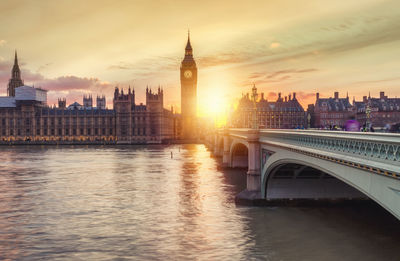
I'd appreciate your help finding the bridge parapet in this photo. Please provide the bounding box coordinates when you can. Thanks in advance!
[258,130,400,176]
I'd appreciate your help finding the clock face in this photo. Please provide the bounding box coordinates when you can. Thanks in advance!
[184,70,192,79]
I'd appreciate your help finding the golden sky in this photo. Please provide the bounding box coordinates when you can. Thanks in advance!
[0,0,399,117]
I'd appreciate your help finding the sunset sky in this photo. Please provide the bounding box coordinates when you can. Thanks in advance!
[0,0,399,117]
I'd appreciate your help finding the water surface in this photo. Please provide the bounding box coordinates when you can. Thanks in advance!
[0,145,399,260]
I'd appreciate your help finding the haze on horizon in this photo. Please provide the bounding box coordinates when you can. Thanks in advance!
[0,0,399,118]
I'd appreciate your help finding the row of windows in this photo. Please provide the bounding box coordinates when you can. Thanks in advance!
[0,118,114,125]
[120,128,154,136]
[239,108,304,113]
[0,127,154,137]
[319,113,345,119]
[1,128,114,136]
[0,116,155,125]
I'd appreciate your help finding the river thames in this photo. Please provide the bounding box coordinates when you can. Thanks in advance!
[0,144,399,260]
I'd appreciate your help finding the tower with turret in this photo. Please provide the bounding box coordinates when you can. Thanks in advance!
[8,51,24,96]
[58,98,66,109]
[146,86,164,113]
[83,95,93,109]
[180,32,198,140]
[96,95,106,109]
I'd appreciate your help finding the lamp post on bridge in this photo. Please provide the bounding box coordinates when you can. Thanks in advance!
[366,103,371,131]
[251,84,258,129]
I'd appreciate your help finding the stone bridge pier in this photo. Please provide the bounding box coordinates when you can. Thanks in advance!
[213,129,264,203]
[238,130,262,201]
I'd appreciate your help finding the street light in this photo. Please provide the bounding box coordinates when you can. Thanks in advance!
[251,84,258,129]
[366,102,371,131]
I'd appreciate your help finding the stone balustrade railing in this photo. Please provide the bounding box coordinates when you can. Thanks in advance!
[226,129,400,172]
[257,130,400,164]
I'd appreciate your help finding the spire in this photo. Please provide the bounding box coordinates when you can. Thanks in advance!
[8,50,23,96]
[11,50,21,79]
[14,50,18,65]
[185,30,192,51]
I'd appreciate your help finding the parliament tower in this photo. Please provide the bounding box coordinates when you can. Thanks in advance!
[8,51,24,96]
[180,32,197,140]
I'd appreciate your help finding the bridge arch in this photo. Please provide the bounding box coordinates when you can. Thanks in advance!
[261,155,400,219]
[262,158,367,200]
[229,141,249,168]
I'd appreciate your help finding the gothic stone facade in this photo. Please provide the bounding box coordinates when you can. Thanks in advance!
[232,90,306,129]
[313,92,353,128]
[0,87,177,144]
[354,92,400,127]
[0,50,179,144]
[311,91,400,128]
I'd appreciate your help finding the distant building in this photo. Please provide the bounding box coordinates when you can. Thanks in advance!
[310,91,400,129]
[232,87,306,129]
[0,52,179,144]
[313,92,353,128]
[354,91,400,127]
[67,102,83,110]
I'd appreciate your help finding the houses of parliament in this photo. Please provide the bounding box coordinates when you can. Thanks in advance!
[0,35,198,144]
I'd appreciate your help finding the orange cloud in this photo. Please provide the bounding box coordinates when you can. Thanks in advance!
[269,42,280,49]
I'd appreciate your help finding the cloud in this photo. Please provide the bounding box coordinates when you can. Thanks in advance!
[37,63,53,73]
[39,76,103,91]
[108,62,136,70]
[351,76,400,85]
[269,42,280,49]
[296,91,315,101]
[0,40,6,47]
[266,92,277,100]
[0,59,116,106]
[36,76,115,106]
[243,68,318,86]
[198,52,246,67]
[265,68,318,79]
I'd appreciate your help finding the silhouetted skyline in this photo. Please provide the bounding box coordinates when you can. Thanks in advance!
[0,0,399,117]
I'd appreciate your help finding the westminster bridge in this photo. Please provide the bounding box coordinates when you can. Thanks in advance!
[206,129,400,220]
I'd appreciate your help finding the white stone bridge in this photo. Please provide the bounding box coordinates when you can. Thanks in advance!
[207,129,400,220]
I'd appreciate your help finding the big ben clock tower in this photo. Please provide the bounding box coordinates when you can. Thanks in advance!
[180,32,197,140]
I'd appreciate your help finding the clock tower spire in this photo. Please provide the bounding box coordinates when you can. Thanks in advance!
[180,32,198,140]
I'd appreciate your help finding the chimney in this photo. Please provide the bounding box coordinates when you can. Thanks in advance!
[288,94,291,101]
[285,96,287,102]
[278,92,281,99]
[293,92,296,100]
[261,92,264,100]
[316,92,319,100]
[334,92,339,99]
[380,91,385,99]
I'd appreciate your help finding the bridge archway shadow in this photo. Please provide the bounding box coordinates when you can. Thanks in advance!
[230,143,248,168]
[265,163,368,201]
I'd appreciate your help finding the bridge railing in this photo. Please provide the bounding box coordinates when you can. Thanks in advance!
[255,129,400,166]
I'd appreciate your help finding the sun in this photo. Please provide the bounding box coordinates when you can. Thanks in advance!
[198,80,231,128]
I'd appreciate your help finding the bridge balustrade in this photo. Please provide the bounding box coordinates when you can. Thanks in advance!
[255,130,400,176]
